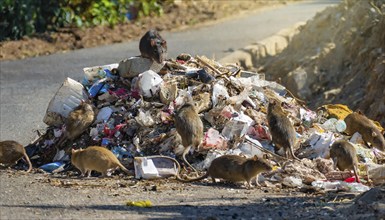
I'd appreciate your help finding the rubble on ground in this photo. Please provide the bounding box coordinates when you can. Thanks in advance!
[10,52,384,193]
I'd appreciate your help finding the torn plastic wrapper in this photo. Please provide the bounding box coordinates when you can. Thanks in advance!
[311,180,370,192]
[88,78,109,98]
[212,82,229,107]
[298,131,335,159]
[96,106,113,123]
[135,109,155,127]
[231,74,286,95]
[111,146,132,160]
[101,138,111,146]
[221,120,249,140]
[83,63,118,82]
[300,108,317,128]
[320,118,346,133]
[222,112,254,140]
[103,123,126,139]
[202,128,228,150]
[237,142,264,158]
[220,105,235,119]
[134,156,178,179]
[39,161,66,173]
[247,124,271,141]
[227,89,256,109]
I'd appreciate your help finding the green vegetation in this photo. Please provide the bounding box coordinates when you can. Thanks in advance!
[0,0,167,41]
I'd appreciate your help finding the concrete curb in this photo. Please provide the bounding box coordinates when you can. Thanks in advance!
[219,21,305,69]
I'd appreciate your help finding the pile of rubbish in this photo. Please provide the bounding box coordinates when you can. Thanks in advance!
[23,53,384,193]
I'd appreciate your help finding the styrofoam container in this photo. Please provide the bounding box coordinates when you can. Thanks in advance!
[134,156,178,179]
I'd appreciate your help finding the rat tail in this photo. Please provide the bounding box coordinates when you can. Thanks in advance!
[353,166,360,183]
[23,151,32,172]
[177,172,209,183]
[118,163,134,176]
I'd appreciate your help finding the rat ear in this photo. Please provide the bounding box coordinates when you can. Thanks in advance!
[262,154,269,160]
[357,110,363,115]
[253,155,258,160]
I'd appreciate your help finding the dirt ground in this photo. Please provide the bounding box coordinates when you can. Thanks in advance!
[0,1,290,61]
[1,169,382,219]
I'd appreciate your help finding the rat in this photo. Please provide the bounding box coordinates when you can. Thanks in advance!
[344,111,385,151]
[267,100,300,160]
[139,29,167,64]
[0,140,32,172]
[176,155,272,188]
[71,146,132,177]
[174,101,204,172]
[329,140,360,183]
[57,101,95,149]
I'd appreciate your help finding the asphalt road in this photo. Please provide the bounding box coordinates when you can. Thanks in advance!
[0,0,338,145]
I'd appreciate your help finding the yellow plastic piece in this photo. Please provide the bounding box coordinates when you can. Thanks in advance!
[126,200,152,208]
[321,104,353,120]
[272,166,280,171]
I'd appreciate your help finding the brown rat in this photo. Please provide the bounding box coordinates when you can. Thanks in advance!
[177,155,272,188]
[139,29,167,64]
[71,146,132,177]
[329,140,360,183]
[57,101,95,149]
[174,102,204,172]
[344,111,385,151]
[267,100,299,160]
[0,140,32,172]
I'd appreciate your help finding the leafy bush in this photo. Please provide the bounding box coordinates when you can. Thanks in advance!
[0,0,67,41]
[135,0,164,18]
[64,0,133,27]
[1,0,169,41]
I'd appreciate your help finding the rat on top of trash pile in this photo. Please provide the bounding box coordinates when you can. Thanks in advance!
[1,29,384,191]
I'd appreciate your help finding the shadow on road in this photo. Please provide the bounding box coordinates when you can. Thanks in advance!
[1,194,363,219]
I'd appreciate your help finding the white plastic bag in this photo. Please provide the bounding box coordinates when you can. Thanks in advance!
[43,77,89,126]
